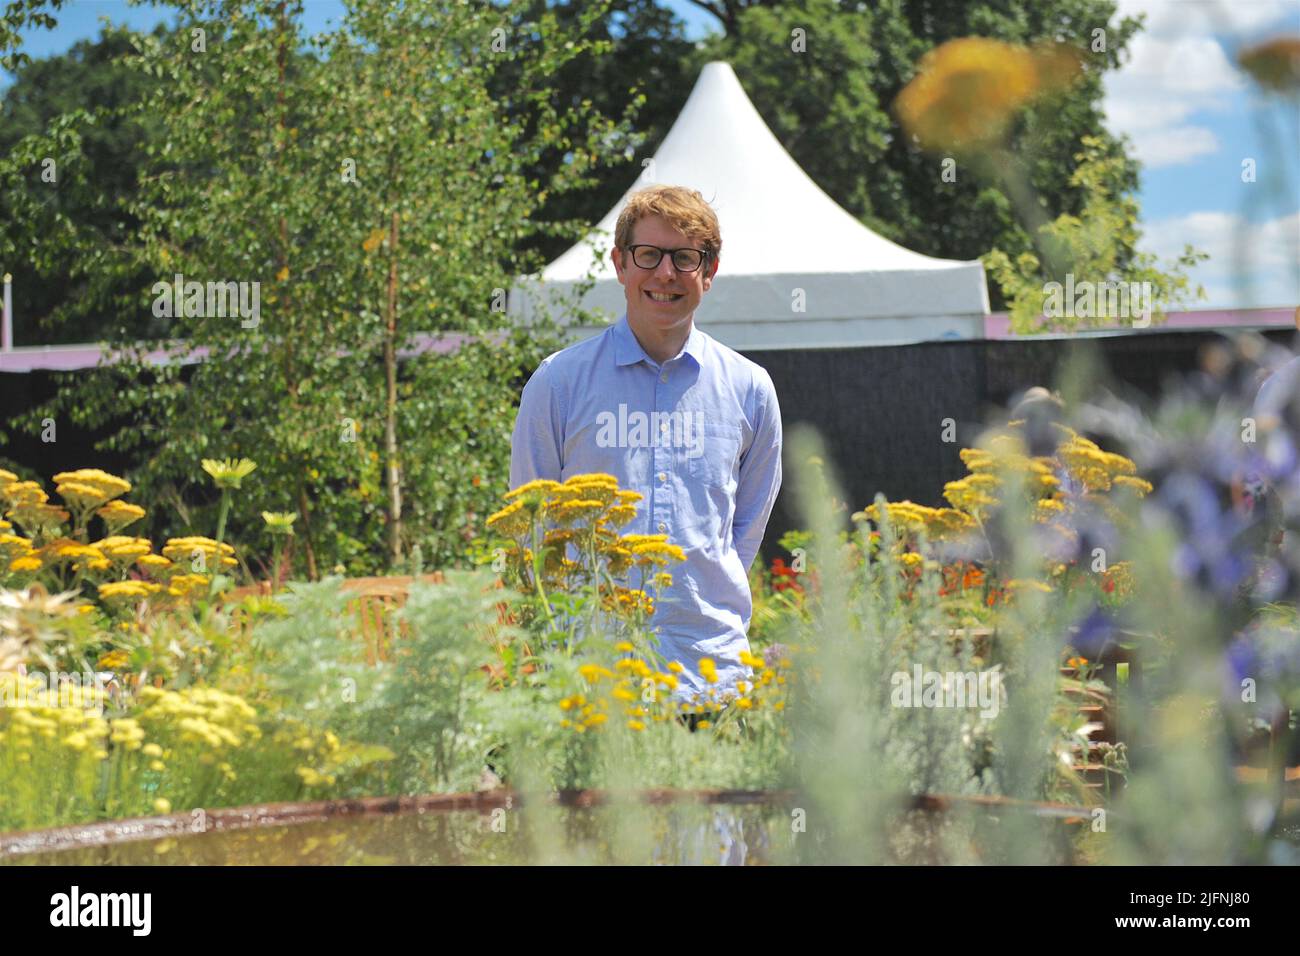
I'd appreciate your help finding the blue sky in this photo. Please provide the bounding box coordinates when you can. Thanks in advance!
[4,0,1298,310]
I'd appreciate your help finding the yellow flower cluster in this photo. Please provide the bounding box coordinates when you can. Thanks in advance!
[681,650,790,718]
[488,474,682,624]
[1056,429,1140,494]
[134,686,260,752]
[861,422,1149,554]
[0,673,111,763]
[895,36,1080,153]
[1,469,233,615]
[98,580,163,603]
[852,500,975,539]
[160,536,237,571]
[557,649,793,733]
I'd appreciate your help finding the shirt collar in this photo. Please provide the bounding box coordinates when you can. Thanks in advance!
[613,311,706,368]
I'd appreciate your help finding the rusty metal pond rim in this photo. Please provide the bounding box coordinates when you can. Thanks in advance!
[0,789,1103,860]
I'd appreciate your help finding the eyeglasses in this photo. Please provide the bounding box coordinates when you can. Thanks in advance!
[624,244,710,273]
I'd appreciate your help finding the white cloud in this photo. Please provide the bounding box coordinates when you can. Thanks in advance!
[1101,0,1298,168]
[1115,0,1297,39]
[1119,124,1221,168]
[1141,209,1300,307]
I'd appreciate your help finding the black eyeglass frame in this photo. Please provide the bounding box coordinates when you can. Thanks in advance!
[622,243,712,273]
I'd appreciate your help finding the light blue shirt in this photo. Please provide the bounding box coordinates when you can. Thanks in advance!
[509,312,783,700]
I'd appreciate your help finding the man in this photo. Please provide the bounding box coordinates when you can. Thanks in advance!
[509,184,783,708]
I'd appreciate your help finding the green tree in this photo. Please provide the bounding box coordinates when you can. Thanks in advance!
[983,136,1207,333]
[12,0,641,578]
[487,0,699,266]
[0,0,63,72]
[0,23,171,345]
[692,0,1150,309]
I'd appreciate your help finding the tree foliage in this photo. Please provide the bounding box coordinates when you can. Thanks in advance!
[8,0,641,577]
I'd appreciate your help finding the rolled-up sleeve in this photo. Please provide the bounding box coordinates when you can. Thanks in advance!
[509,358,564,489]
[731,370,782,574]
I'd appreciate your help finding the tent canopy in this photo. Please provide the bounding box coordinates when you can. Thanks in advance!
[509,61,989,351]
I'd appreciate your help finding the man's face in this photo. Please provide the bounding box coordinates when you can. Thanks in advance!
[612,213,718,335]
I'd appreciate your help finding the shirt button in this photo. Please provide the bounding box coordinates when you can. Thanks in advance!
[660,372,668,383]
[657,522,666,532]
[658,472,667,482]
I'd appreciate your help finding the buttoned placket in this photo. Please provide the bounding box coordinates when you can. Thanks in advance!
[652,360,671,535]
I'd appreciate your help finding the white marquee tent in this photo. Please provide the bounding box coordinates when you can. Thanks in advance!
[508,61,990,351]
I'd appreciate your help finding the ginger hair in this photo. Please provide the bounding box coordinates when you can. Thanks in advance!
[614,185,721,263]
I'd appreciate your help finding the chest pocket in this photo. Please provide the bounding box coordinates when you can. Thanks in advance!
[686,421,743,488]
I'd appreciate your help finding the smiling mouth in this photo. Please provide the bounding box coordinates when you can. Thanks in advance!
[645,291,684,303]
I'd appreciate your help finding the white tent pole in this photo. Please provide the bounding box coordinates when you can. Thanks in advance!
[2,273,11,352]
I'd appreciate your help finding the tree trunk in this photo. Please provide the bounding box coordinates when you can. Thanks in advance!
[383,209,403,569]
[297,483,320,581]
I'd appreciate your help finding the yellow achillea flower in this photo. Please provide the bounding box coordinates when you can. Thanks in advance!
[627,540,686,566]
[53,469,131,501]
[698,658,718,684]
[3,481,48,507]
[1112,475,1153,496]
[57,481,114,509]
[96,499,146,533]
[95,536,153,562]
[161,536,237,569]
[943,477,999,516]
[44,539,106,563]
[627,720,645,731]
[136,553,174,576]
[600,545,634,577]
[0,533,34,561]
[853,499,936,531]
[167,573,213,598]
[554,482,618,506]
[895,37,1079,152]
[98,580,163,603]
[566,473,618,486]
[8,554,42,573]
[550,499,606,526]
[603,503,637,527]
[503,479,562,502]
[485,499,531,538]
